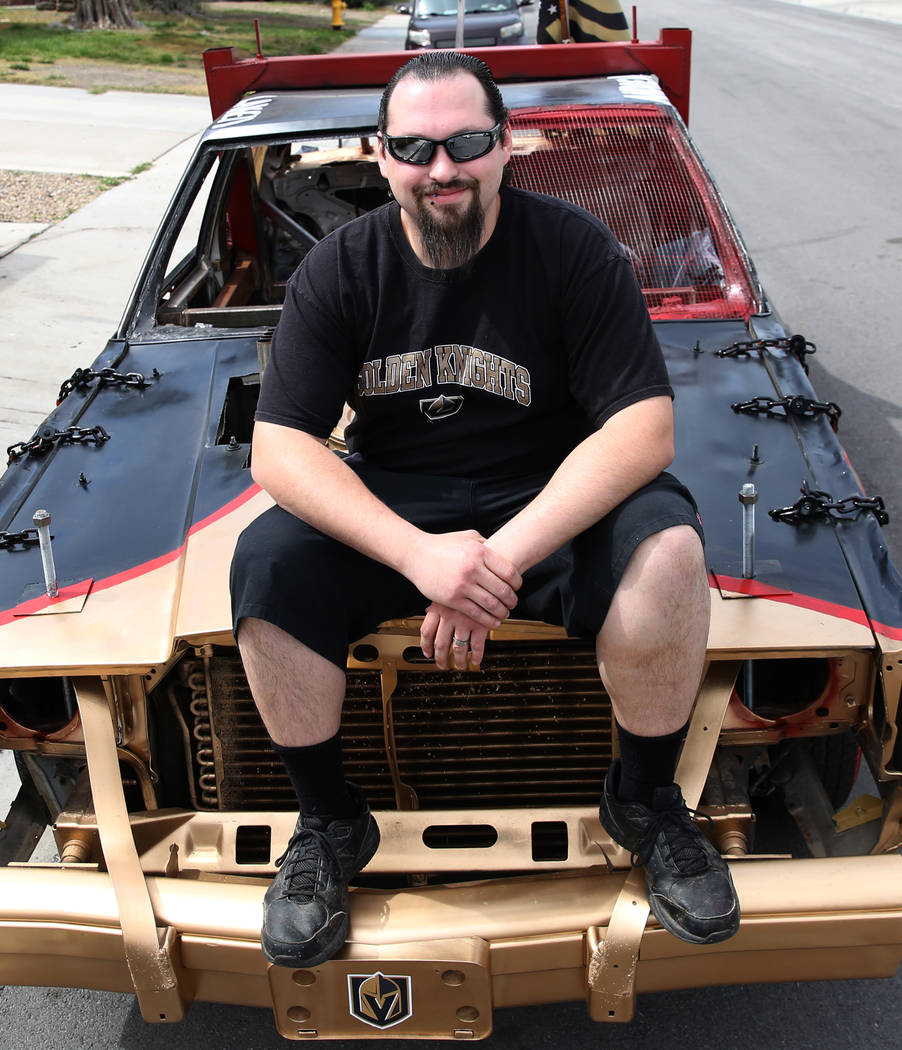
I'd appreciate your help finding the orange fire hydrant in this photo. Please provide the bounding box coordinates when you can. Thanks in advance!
[331,0,346,29]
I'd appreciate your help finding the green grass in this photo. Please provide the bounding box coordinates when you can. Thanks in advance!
[0,2,370,71]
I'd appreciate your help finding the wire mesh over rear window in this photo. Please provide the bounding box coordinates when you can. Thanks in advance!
[507,105,756,320]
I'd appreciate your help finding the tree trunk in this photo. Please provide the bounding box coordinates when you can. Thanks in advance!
[70,0,137,29]
[138,0,199,13]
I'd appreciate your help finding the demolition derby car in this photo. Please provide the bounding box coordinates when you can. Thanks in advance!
[2,28,902,1040]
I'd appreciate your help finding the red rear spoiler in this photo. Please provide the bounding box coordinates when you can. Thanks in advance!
[203,29,692,126]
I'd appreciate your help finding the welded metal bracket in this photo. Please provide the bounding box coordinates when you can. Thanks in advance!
[676,661,741,807]
[586,868,649,1023]
[586,661,739,1022]
[73,677,186,1022]
[878,648,902,776]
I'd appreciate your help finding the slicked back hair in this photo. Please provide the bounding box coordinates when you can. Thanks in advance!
[377,51,509,134]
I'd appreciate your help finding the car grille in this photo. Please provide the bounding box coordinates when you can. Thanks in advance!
[184,641,613,811]
[432,35,497,47]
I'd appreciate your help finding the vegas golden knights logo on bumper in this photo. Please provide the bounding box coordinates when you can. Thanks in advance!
[347,972,412,1029]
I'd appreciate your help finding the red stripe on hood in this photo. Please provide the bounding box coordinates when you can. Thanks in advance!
[0,483,262,627]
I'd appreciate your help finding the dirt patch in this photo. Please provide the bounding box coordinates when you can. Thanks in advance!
[0,57,210,94]
[0,169,117,223]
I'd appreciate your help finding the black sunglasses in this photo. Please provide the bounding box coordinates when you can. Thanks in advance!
[381,123,502,165]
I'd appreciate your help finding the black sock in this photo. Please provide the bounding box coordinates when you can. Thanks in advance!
[614,720,688,807]
[272,731,355,819]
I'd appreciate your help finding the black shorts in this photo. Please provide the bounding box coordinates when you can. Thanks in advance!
[230,457,703,670]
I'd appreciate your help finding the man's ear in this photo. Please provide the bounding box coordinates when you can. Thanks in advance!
[376,133,390,178]
[500,123,513,165]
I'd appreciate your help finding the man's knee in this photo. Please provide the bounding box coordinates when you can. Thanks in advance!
[629,524,706,580]
[601,524,709,642]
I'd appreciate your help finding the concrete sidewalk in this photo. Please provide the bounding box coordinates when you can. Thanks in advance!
[0,87,212,257]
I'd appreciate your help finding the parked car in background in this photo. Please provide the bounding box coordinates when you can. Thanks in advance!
[398,0,530,49]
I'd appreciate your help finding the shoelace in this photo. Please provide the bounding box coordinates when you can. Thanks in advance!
[275,827,338,901]
[632,803,713,876]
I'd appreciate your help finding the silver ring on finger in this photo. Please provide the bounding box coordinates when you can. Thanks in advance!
[452,635,470,648]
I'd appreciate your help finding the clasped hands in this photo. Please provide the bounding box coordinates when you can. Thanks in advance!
[408,530,522,671]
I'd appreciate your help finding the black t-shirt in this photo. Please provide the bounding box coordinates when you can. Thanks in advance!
[257,186,671,478]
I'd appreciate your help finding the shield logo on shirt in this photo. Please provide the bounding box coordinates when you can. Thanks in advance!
[420,394,464,422]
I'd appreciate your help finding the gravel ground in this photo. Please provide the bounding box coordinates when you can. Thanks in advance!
[0,168,113,223]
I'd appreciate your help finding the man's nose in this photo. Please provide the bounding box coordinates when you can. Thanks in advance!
[428,144,460,181]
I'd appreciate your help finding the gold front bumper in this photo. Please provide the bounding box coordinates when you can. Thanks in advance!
[2,855,902,1038]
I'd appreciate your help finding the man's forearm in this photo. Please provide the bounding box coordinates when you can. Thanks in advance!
[252,421,423,573]
[485,396,674,572]
[251,420,521,624]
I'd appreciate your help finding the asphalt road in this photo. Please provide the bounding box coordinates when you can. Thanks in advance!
[2,1,902,1047]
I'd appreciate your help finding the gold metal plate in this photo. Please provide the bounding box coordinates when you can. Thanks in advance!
[834,794,883,833]
[268,937,492,1040]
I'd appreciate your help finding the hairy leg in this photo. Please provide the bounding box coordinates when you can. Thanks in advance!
[237,616,345,747]
[596,525,709,737]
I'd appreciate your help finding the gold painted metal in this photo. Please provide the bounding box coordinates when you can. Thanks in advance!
[676,662,740,807]
[59,836,93,864]
[586,869,649,1023]
[378,662,418,809]
[63,802,752,879]
[113,675,155,766]
[1,556,188,675]
[2,855,902,1029]
[878,644,902,774]
[833,794,883,833]
[706,590,875,654]
[3,541,901,1034]
[117,747,159,810]
[718,828,750,855]
[585,663,739,1022]
[73,677,186,1022]
[174,487,274,642]
[115,806,619,876]
[873,784,902,854]
[267,938,492,1039]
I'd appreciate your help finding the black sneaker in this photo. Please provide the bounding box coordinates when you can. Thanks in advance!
[262,783,380,967]
[599,759,740,945]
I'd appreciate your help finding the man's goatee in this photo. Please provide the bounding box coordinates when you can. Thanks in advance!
[415,184,486,270]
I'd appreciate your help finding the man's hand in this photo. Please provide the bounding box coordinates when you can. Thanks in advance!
[252,425,522,626]
[420,603,490,670]
[403,530,521,628]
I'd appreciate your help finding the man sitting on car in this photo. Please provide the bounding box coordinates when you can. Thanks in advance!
[230,49,740,968]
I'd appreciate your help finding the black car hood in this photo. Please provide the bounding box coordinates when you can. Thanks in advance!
[1,318,899,674]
